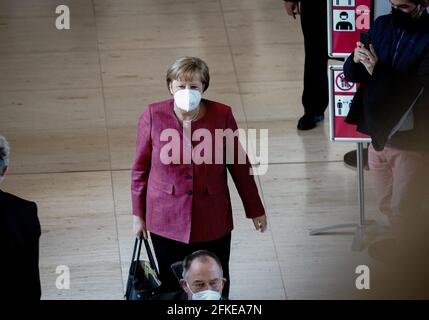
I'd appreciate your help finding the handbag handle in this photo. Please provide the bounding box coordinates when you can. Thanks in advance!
[143,238,160,277]
[131,238,143,277]
[131,236,160,277]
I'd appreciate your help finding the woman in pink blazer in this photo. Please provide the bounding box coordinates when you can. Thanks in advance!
[131,56,267,298]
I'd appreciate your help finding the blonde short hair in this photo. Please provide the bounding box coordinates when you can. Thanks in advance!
[166,56,210,93]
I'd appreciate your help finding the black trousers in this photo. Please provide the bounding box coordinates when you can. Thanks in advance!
[150,232,231,298]
[300,0,329,116]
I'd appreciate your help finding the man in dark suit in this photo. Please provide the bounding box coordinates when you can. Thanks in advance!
[343,0,429,230]
[0,135,42,300]
[284,0,329,130]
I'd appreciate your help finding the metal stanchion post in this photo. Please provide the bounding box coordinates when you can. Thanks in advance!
[309,142,370,251]
[351,142,368,251]
[358,142,365,227]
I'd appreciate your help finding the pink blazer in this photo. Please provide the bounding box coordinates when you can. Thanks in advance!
[131,99,265,244]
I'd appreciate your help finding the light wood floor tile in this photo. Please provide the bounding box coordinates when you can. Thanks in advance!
[0,51,101,91]
[220,0,284,11]
[94,0,221,16]
[39,213,123,300]
[202,84,247,122]
[0,16,97,54]
[112,170,133,216]
[259,162,382,299]
[231,43,304,83]
[99,46,237,88]
[104,85,164,128]
[246,120,361,164]
[229,261,286,300]
[0,88,106,132]
[224,9,303,47]
[0,0,94,18]
[0,88,110,173]
[259,162,377,215]
[107,126,136,170]
[1,172,123,299]
[3,128,110,173]
[278,255,370,300]
[239,81,303,122]
[230,209,277,263]
[96,12,228,51]
[1,172,115,218]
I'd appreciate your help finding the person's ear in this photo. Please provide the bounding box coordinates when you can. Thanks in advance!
[220,277,227,289]
[169,83,174,96]
[179,279,189,292]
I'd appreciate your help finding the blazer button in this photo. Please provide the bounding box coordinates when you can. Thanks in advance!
[187,190,193,196]
[185,175,192,180]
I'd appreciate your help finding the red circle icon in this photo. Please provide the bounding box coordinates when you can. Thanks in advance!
[336,72,354,91]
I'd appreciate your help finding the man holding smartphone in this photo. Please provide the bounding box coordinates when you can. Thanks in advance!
[284,0,329,130]
[343,0,429,233]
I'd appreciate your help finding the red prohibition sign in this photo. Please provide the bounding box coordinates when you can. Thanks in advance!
[336,72,354,91]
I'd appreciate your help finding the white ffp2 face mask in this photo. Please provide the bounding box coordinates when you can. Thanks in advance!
[192,289,221,300]
[173,89,202,112]
[187,283,221,300]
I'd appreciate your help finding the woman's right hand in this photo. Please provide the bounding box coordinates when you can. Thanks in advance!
[133,215,148,240]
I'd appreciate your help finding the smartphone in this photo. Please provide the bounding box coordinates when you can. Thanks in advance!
[360,32,371,50]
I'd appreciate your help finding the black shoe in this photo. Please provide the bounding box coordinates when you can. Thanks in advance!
[343,148,369,169]
[297,114,324,131]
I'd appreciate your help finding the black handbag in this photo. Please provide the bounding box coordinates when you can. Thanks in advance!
[124,237,161,300]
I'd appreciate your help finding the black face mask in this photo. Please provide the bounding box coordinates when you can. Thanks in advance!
[391,6,421,30]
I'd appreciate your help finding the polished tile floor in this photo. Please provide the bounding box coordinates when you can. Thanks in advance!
[1,0,384,299]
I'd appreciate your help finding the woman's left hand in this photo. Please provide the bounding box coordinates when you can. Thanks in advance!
[252,215,267,233]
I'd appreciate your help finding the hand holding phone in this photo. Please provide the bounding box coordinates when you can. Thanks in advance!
[360,32,371,50]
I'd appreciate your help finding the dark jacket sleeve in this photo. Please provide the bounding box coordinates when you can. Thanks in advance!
[28,202,42,300]
[343,53,370,84]
[343,54,369,127]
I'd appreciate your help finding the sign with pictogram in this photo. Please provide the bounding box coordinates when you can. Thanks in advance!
[335,71,357,92]
[329,65,371,142]
[328,0,373,58]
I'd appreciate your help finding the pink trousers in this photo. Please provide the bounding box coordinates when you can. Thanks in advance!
[368,144,429,221]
